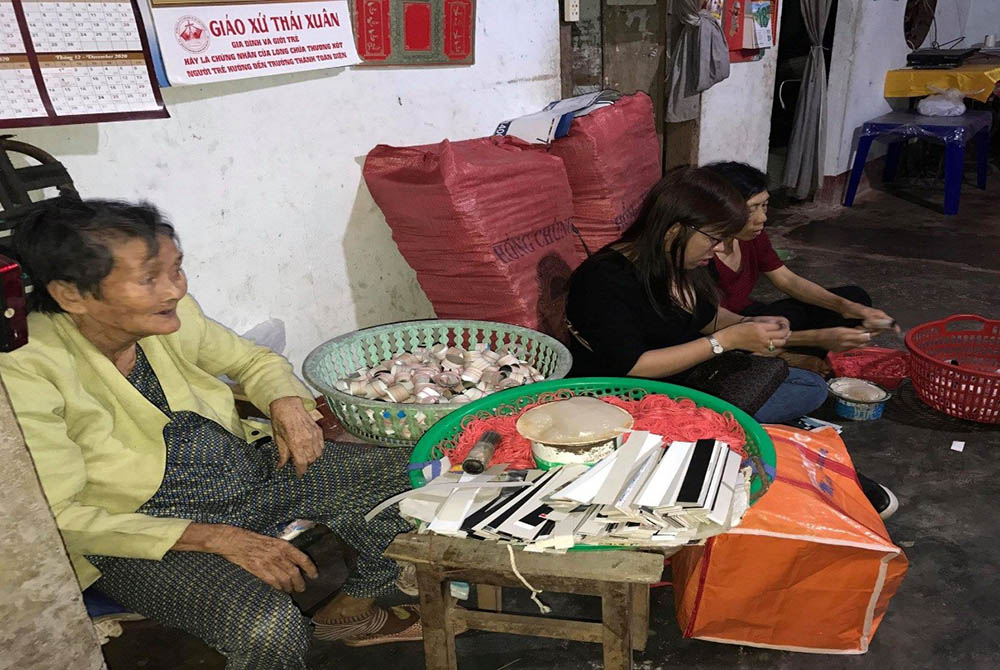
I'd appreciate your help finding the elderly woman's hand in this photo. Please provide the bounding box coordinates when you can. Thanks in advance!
[218,526,318,592]
[269,397,324,477]
[174,523,319,592]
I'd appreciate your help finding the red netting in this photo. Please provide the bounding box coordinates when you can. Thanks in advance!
[446,394,747,470]
[826,347,910,391]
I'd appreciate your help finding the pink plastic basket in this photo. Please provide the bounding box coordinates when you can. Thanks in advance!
[905,315,1000,424]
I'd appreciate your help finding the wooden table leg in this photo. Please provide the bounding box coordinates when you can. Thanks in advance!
[415,565,458,670]
[601,582,633,670]
[630,584,649,652]
[476,584,502,613]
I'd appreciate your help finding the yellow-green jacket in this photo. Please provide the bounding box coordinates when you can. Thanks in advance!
[0,295,315,588]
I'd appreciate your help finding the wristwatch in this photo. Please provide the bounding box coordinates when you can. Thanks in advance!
[707,335,724,355]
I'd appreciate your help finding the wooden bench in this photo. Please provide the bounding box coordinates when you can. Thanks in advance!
[385,534,666,670]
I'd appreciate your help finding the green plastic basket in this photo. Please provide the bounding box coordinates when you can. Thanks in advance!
[410,378,776,505]
[302,319,573,447]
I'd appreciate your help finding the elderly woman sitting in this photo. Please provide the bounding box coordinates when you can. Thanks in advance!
[0,199,420,669]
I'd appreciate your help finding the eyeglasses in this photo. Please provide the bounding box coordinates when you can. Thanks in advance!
[684,224,725,247]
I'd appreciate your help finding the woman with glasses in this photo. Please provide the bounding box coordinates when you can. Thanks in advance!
[564,166,829,424]
[704,162,899,375]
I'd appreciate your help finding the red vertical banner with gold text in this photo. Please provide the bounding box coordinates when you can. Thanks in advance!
[443,0,471,61]
[350,0,474,66]
[354,0,390,60]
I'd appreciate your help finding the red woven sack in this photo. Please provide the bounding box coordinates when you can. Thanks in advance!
[549,92,662,256]
[363,137,583,340]
[826,347,910,391]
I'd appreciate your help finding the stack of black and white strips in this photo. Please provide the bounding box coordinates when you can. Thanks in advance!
[368,430,751,551]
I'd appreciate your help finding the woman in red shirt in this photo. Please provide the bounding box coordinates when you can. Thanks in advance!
[705,162,899,366]
[704,162,899,518]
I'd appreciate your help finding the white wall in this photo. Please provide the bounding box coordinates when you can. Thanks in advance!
[824,1,906,177]
[698,4,783,171]
[824,0,980,177]
[13,1,561,371]
[966,0,1000,43]
[928,0,971,48]
[698,47,781,171]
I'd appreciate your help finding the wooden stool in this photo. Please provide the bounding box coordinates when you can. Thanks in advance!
[385,534,665,670]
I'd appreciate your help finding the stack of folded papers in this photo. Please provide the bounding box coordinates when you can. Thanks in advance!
[494,90,620,144]
[369,431,752,552]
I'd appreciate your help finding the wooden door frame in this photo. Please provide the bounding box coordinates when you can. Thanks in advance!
[559,1,701,170]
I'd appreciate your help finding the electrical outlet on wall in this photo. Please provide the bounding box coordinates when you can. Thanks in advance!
[564,0,580,22]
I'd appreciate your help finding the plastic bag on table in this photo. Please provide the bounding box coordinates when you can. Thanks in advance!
[916,86,968,117]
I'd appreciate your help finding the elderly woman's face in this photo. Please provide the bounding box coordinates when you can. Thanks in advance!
[80,234,188,338]
[733,190,769,241]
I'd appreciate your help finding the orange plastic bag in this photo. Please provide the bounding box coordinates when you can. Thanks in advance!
[672,425,907,654]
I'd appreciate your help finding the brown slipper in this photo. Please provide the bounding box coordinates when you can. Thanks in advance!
[313,605,386,643]
[341,605,423,647]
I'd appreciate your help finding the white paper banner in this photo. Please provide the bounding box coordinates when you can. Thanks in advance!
[151,0,359,85]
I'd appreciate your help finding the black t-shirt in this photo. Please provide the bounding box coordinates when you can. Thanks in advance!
[565,249,716,377]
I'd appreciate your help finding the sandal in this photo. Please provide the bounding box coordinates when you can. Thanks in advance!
[313,604,423,646]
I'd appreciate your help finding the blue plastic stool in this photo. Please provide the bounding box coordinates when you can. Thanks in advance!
[844,111,992,215]
[83,587,136,620]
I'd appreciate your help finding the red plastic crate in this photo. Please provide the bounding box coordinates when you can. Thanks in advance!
[905,315,1000,424]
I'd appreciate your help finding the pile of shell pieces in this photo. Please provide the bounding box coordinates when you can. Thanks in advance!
[334,343,546,404]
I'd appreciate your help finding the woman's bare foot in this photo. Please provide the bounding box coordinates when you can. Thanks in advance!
[314,592,374,621]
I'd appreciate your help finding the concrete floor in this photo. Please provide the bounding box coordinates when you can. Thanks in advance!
[103,178,1000,669]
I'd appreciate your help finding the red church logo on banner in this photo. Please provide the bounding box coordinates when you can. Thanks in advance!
[175,16,210,54]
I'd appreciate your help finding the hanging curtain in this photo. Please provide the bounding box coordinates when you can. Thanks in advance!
[666,0,731,123]
[783,0,834,199]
